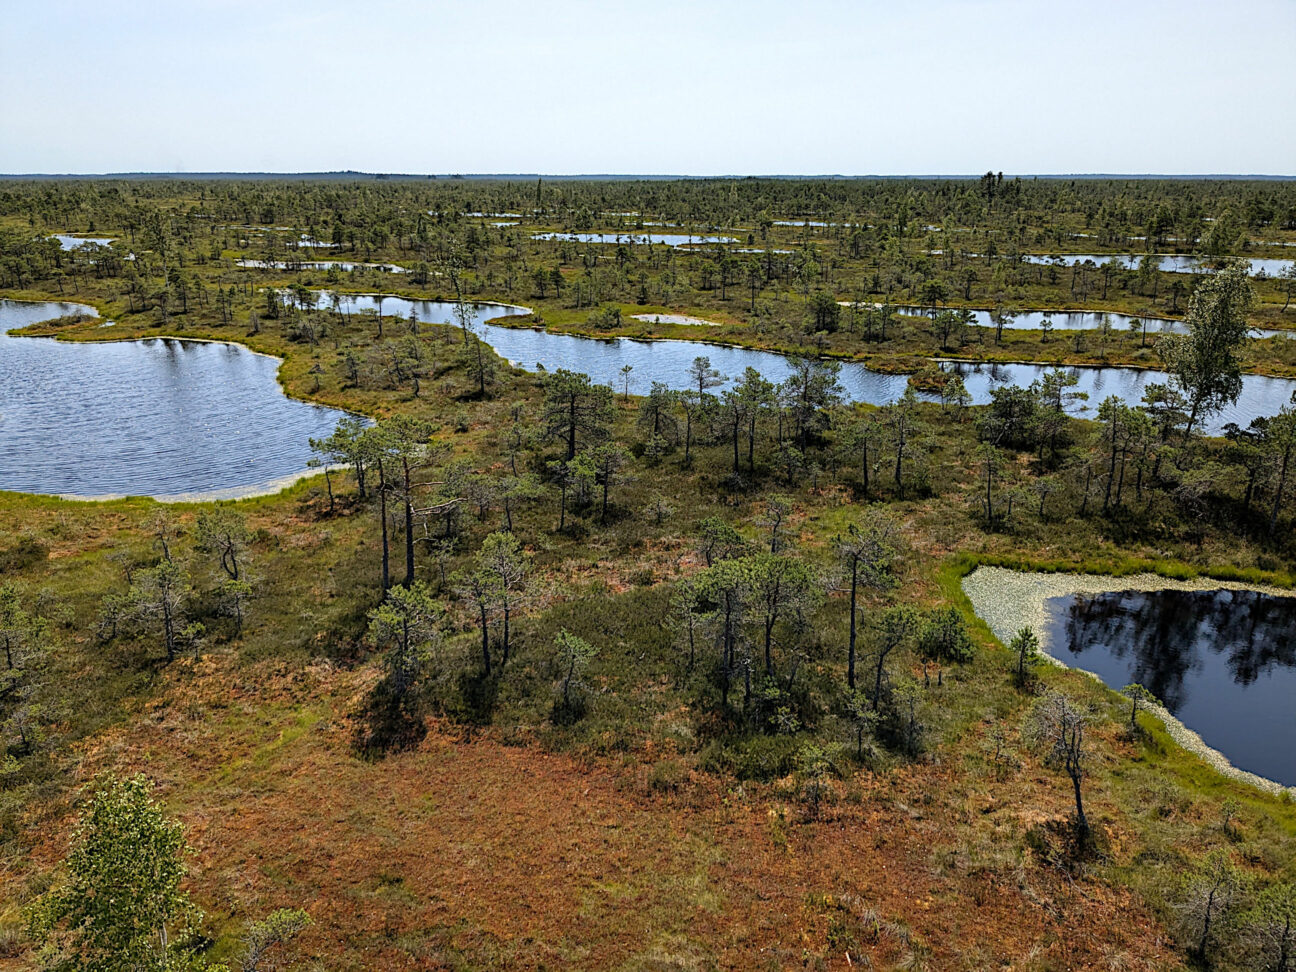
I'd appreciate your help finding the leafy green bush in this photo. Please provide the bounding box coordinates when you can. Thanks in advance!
[918,607,974,663]
[586,305,623,331]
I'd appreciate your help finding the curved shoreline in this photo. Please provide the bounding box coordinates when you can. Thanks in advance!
[844,299,1296,337]
[962,565,1296,796]
[9,287,1295,381]
[0,294,539,505]
[488,311,1296,381]
[2,298,365,504]
[54,465,344,505]
[297,289,533,317]
[4,290,1295,501]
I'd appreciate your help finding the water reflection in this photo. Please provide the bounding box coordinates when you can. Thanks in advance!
[532,231,737,247]
[0,300,353,498]
[1018,254,1293,276]
[879,305,1289,340]
[1045,588,1296,785]
[236,258,407,272]
[52,234,115,249]
[301,291,1296,435]
[938,359,1295,434]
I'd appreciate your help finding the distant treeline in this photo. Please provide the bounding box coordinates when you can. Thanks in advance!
[3,176,1295,239]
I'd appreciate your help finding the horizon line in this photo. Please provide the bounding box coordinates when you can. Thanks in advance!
[2,170,1295,182]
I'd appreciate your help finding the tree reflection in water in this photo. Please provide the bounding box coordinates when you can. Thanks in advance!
[1043,587,1296,784]
[1052,589,1296,715]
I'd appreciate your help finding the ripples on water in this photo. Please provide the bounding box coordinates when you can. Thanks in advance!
[0,300,353,499]
[1046,589,1296,786]
[8,289,1296,498]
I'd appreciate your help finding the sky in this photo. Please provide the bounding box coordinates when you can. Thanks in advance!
[2,0,1294,176]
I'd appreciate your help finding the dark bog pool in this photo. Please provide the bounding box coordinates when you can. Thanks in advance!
[0,299,354,499]
[1045,588,1296,785]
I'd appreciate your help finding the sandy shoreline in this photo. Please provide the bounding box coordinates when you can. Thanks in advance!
[962,566,1296,796]
[55,465,343,505]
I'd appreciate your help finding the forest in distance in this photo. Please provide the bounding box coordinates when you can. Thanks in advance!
[3,174,1296,971]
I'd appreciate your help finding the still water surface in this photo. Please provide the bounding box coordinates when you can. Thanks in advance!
[1019,253,1293,276]
[0,300,352,499]
[53,234,115,249]
[1046,588,1296,786]
[532,231,738,246]
[236,258,407,273]
[881,305,1290,340]
[308,292,1296,434]
[8,289,1296,498]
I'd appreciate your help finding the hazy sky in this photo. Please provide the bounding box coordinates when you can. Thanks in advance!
[3,0,1293,175]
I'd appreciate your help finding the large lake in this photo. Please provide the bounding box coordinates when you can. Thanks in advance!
[8,288,1294,501]
[0,299,352,500]
[307,292,1296,434]
[1046,588,1296,786]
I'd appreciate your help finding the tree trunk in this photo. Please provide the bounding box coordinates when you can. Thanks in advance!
[567,397,577,459]
[502,602,511,665]
[894,439,905,499]
[1071,770,1089,838]
[378,461,390,591]
[985,464,994,524]
[872,648,887,710]
[162,597,176,661]
[764,615,775,676]
[402,459,415,587]
[1197,886,1218,961]
[847,562,858,689]
[720,607,732,708]
[1185,398,1201,440]
[1271,443,1292,532]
